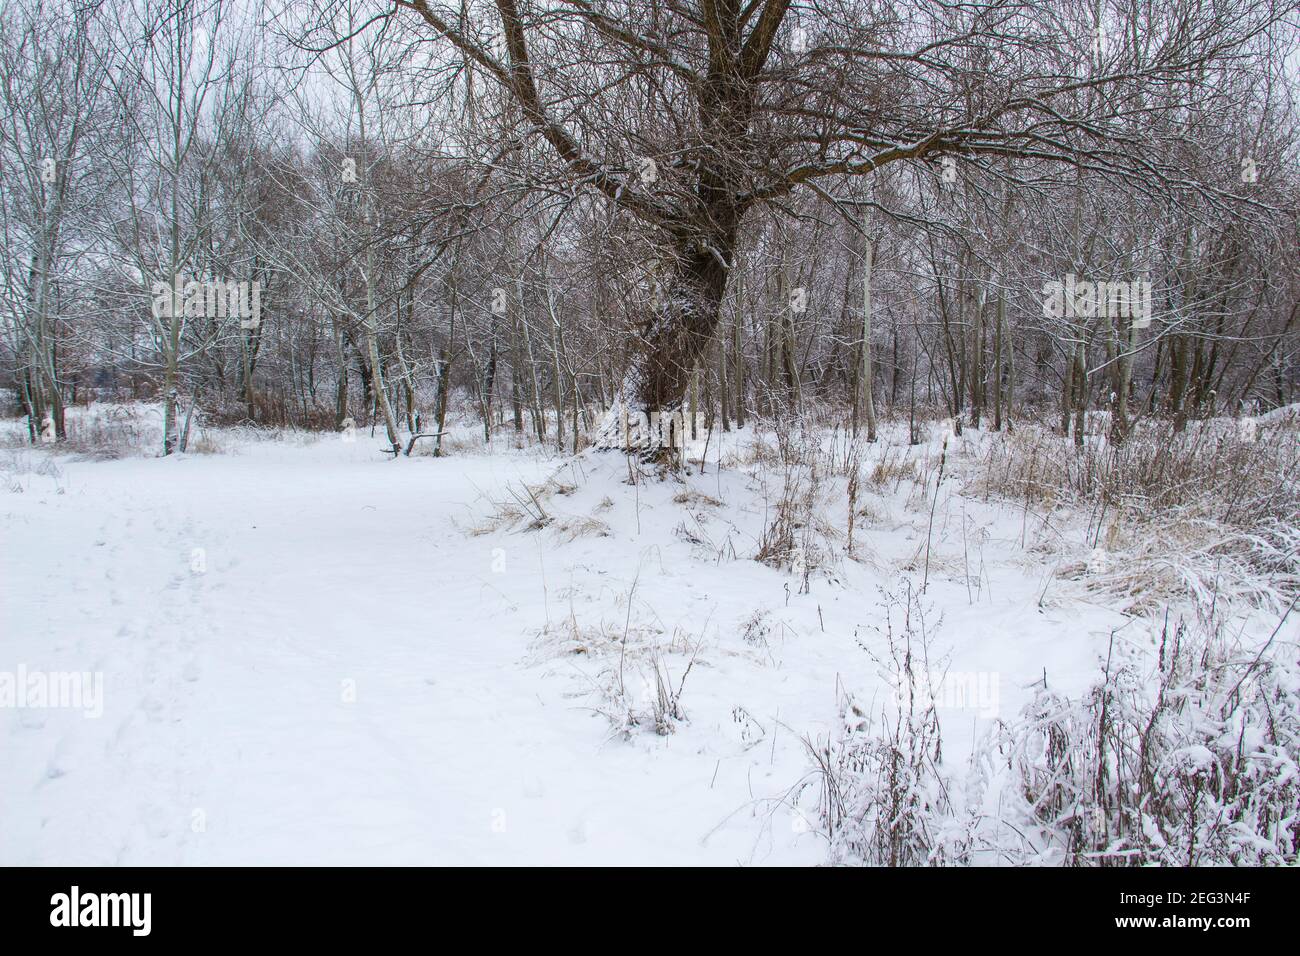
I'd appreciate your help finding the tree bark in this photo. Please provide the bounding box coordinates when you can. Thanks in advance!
[593,238,735,454]
[857,214,877,441]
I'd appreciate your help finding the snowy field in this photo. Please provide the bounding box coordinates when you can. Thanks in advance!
[2,404,1295,865]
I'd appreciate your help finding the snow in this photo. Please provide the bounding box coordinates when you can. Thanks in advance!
[0,408,1271,865]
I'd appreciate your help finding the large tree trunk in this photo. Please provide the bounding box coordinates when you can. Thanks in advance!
[593,240,732,456]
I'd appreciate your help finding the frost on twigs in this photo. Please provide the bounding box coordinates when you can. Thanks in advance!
[799,583,977,866]
[1000,611,1299,865]
[799,580,1300,866]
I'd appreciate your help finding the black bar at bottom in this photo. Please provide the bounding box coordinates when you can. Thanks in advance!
[1,866,1283,942]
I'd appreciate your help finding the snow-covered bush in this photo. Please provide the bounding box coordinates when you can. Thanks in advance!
[997,610,1299,865]
[60,403,160,459]
[803,574,1297,866]
[972,417,1300,611]
[751,422,846,588]
[804,584,976,865]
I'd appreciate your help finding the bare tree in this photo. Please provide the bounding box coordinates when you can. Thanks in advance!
[364,0,1292,457]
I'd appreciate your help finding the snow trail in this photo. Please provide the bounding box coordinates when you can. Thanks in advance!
[2,439,815,864]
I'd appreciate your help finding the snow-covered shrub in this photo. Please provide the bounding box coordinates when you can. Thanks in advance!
[587,639,697,739]
[739,609,773,647]
[530,605,701,740]
[61,403,159,459]
[997,611,1299,865]
[972,417,1300,612]
[804,584,976,865]
[812,594,1297,866]
[867,443,918,490]
[465,476,566,534]
[753,426,841,587]
[0,448,63,492]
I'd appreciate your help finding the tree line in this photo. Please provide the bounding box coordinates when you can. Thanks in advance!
[2,0,1296,456]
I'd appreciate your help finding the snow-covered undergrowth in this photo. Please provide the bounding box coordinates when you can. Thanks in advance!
[475,410,1297,865]
[1004,607,1299,865]
[808,586,1298,866]
[2,402,1294,865]
[972,410,1300,613]
[0,402,338,461]
[785,414,1297,865]
[0,402,160,460]
[964,413,1300,865]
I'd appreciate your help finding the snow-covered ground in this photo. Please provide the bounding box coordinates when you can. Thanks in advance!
[1,406,1289,865]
